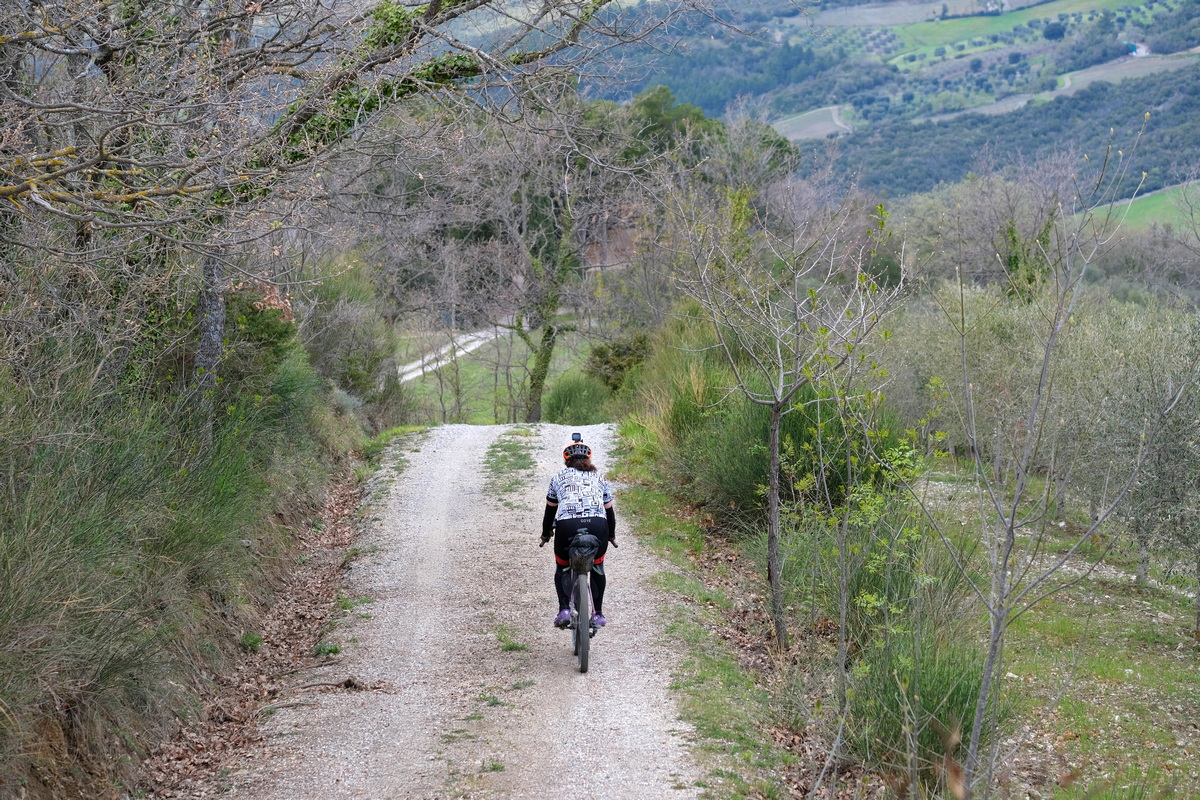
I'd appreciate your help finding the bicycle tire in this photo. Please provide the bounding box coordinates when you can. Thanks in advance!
[572,604,580,655]
[569,575,580,655]
[575,572,590,673]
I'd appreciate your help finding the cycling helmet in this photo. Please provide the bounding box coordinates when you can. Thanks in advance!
[563,432,591,461]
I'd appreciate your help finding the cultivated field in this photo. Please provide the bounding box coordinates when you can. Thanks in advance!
[1057,51,1200,94]
[810,0,1050,26]
[772,105,851,141]
[892,0,1133,52]
[918,51,1200,121]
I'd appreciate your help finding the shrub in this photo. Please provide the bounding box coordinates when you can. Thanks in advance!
[623,309,903,524]
[300,262,397,398]
[542,372,611,425]
[1044,21,1067,39]
[583,333,650,392]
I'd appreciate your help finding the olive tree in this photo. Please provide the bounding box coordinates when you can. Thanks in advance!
[900,143,1200,797]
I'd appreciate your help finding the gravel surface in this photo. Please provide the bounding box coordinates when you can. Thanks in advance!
[224,422,703,799]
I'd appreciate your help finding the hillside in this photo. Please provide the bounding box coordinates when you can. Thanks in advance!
[834,61,1200,198]
[599,0,1200,198]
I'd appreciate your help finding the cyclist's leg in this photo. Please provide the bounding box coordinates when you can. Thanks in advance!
[588,517,610,617]
[590,562,607,615]
[552,520,574,613]
[555,565,571,609]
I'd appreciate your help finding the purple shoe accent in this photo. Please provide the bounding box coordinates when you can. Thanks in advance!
[591,614,606,628]
[553,609,571,628]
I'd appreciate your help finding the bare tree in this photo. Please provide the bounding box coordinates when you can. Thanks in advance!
[668,163,905,649]
[329,93,639,422]
[0,0,714,429]
[906,136,1200,796]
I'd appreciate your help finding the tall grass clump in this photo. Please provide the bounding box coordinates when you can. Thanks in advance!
[0,301,358,795]
[541,371,611,424]
[623,309,903,524]
[838,518,989,781]
[750,467,992,785]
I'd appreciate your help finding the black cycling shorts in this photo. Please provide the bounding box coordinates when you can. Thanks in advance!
[553,515,609,566]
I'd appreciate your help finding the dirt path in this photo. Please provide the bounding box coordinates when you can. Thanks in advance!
[223,423,702,799]
[396,321,513,384]
[829,105,851,133]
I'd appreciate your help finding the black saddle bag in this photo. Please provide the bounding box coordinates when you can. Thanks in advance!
[568,532,600,573]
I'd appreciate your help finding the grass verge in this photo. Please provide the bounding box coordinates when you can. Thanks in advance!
[616,476,792,798]
[1004,569,1200,795]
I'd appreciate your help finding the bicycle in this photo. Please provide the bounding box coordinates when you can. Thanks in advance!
[541,529,614,673]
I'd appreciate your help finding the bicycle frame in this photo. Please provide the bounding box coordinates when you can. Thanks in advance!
[542,527,614,674]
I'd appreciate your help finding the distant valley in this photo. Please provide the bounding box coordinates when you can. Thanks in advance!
[604,0,1200,201]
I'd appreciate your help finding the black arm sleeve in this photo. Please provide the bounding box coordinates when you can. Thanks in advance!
[542,504,556,539]
[606,506,616,540]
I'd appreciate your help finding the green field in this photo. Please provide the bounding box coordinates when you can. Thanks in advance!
[893,0,1134,53]
[1114,183,1197,230]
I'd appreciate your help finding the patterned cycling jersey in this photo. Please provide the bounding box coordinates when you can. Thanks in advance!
[547,467,613,520]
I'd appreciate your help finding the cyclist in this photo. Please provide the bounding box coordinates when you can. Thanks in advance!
[540,434,616,629]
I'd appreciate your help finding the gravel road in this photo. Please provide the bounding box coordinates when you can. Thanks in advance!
[224,422,703,799]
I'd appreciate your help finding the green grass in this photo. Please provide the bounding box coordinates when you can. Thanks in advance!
[1003,568,1200,791]
[483,427,536,499]
[336,593,373,611]
[361,425,426,462]
[238,632,264,653]
[1112,183,1197,231]
[492,624,528,652]
[617,454,792,797]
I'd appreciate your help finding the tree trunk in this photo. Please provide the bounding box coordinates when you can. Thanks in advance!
[965,579,1007,798]
[1054,469,1069,519]
[523,323,557,423]
[767,403,789,649]
[1136,521,1150,586]
[194,248,226,448]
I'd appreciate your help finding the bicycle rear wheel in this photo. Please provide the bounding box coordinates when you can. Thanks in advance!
[574,573,590,673]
